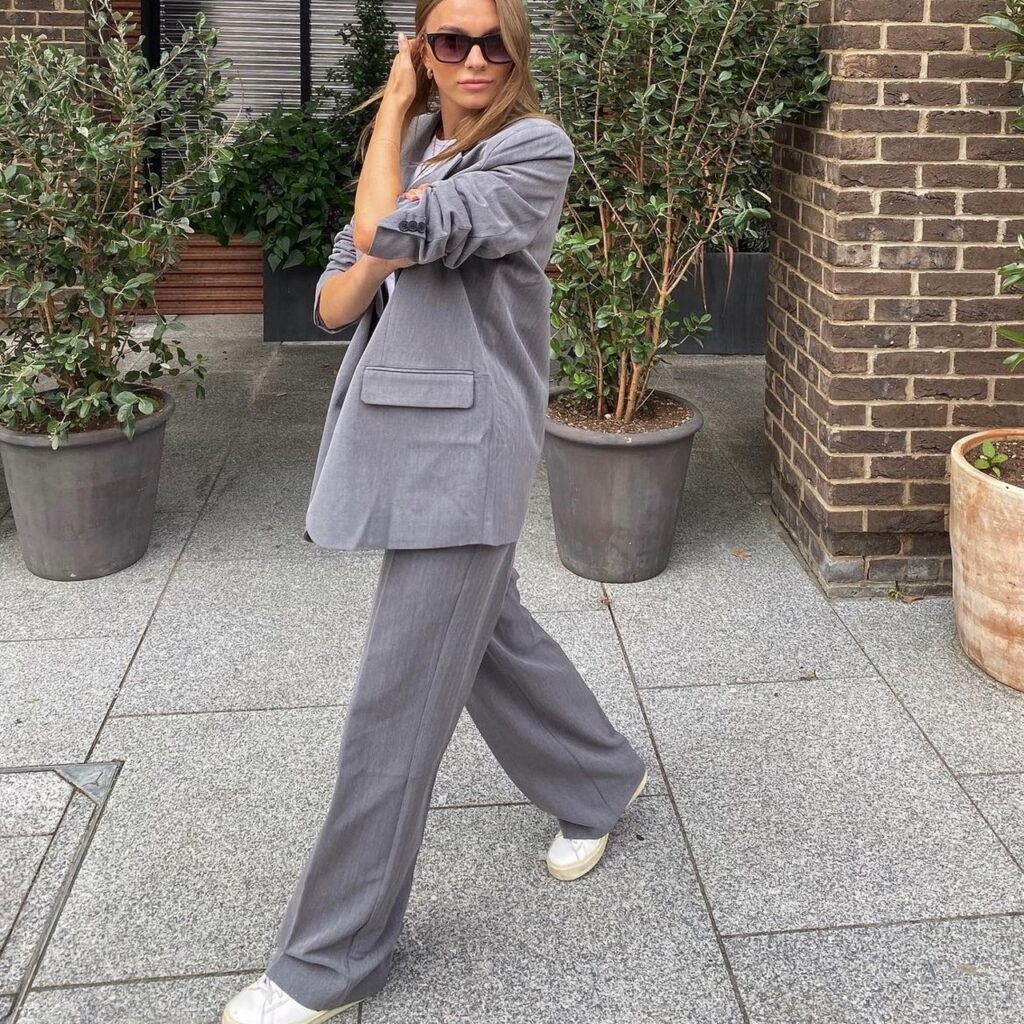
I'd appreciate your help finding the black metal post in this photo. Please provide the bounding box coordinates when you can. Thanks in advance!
[300,0,312,105]
[141,0,163,182]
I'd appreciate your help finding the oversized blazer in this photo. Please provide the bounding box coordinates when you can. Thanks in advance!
[302,108,576,550]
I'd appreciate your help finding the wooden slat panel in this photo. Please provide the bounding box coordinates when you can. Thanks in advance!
[148,234,264,314]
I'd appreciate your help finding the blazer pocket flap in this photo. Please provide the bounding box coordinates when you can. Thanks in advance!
[360,365,475,408]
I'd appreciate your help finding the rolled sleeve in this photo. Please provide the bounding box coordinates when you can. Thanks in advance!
[365,121,575,269]
[313,220,360,333]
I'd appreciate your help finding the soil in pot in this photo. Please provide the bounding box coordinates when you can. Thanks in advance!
[7,389,168,437]
[547,390,695,434]
[964,438,1024,488]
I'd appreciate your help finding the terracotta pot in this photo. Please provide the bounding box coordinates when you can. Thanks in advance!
[949,427,1024,691]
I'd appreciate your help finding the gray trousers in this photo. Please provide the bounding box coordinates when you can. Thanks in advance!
[264,541,647,1010]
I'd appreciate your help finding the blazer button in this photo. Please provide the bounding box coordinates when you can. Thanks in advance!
[399,219,409,230]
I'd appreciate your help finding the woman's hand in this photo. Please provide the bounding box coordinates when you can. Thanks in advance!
[380,31,424,112]
[397,182,433,204]
[356,184,432,270]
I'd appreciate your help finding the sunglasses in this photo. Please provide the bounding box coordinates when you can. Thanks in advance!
[423,32,513,65]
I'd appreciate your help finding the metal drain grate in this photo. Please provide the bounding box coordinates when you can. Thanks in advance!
[0,763,120,1024]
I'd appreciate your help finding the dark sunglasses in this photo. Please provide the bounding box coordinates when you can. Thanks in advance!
[423,31,513,65]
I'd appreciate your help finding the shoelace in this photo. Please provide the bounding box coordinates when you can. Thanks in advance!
[256,974,287,1013]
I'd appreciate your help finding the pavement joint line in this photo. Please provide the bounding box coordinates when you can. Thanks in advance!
[633,673,882,690]
[601,584,752,1024]
[957,769,1024,780]
[720,907,1024,942]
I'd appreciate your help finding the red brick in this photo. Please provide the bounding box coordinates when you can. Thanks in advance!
[931,0,1003,21]
[877,246,957,270]
[887,25,965,51]
[882,81,962,107]
[871,454,950,479]
[914,377,989,400]
[871,403,949,427]
[836,0,925,19]
[873,351,951,375]
[952,404,1024,427]
[879,136,961,161]
[918,271,997,296]
[927,53,1007,79]
[874,298,953,322]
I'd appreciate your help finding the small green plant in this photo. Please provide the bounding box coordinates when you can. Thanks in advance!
[972,438,1011,478]
[0,0,234,448]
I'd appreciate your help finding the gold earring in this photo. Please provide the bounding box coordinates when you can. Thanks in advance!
[427,68,433,79]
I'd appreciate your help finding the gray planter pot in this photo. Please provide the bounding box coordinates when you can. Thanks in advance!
[543,385,703,583]
[671,251,767,355]
[0,384,175,581]
[262,254,356,343]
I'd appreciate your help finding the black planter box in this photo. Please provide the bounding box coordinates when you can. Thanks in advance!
[669,251,767,355]
[262,254,357,343]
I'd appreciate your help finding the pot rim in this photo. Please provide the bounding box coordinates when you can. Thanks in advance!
[0,383,176,449]
[951,426,1024,494]
[545,384,704,447]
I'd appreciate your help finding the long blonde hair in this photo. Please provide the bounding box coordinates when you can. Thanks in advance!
[346,0,561,172]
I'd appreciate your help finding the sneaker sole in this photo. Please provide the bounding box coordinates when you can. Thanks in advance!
[545,768,649,882]
[222,999,360,1024]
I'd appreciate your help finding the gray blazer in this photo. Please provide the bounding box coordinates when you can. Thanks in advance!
[303,109,575,550]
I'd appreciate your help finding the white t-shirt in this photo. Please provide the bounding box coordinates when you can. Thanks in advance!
[381,131,454,302]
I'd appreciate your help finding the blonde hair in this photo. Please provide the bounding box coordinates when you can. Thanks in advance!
[346,0,561,172]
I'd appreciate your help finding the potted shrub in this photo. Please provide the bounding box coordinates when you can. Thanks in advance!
[949,2,1024,690]
[0,0,234,580]
[534,0,828,581]
[196,100,360,342]
[195,0,393,343]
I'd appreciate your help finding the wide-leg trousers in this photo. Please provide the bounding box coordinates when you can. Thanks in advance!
[264,541,647,1010]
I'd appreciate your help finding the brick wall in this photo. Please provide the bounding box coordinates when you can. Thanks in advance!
[0,0,85,49]
[767,0,1024,597]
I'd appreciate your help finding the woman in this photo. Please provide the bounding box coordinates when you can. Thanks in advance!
[223,2,647,1021]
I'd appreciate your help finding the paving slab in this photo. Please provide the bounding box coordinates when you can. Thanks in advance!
[606,528,876,686]
[835,596,1024,775]
[363,798,742,1024]
[2,639,138,766]
[111,555,383,715]
[727,915,1024,1024]
[962,774,1024,863]
[644,676,1024,935]
[36,707,659,992]
[0,512,194,641]
[0,771,72,837]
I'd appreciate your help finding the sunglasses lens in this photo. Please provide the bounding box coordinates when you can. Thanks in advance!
[483,36,512,63]
[434,33,469,62]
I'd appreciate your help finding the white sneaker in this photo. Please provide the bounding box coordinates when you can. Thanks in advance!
[222,972,359,1024]
[545,768,649,881]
